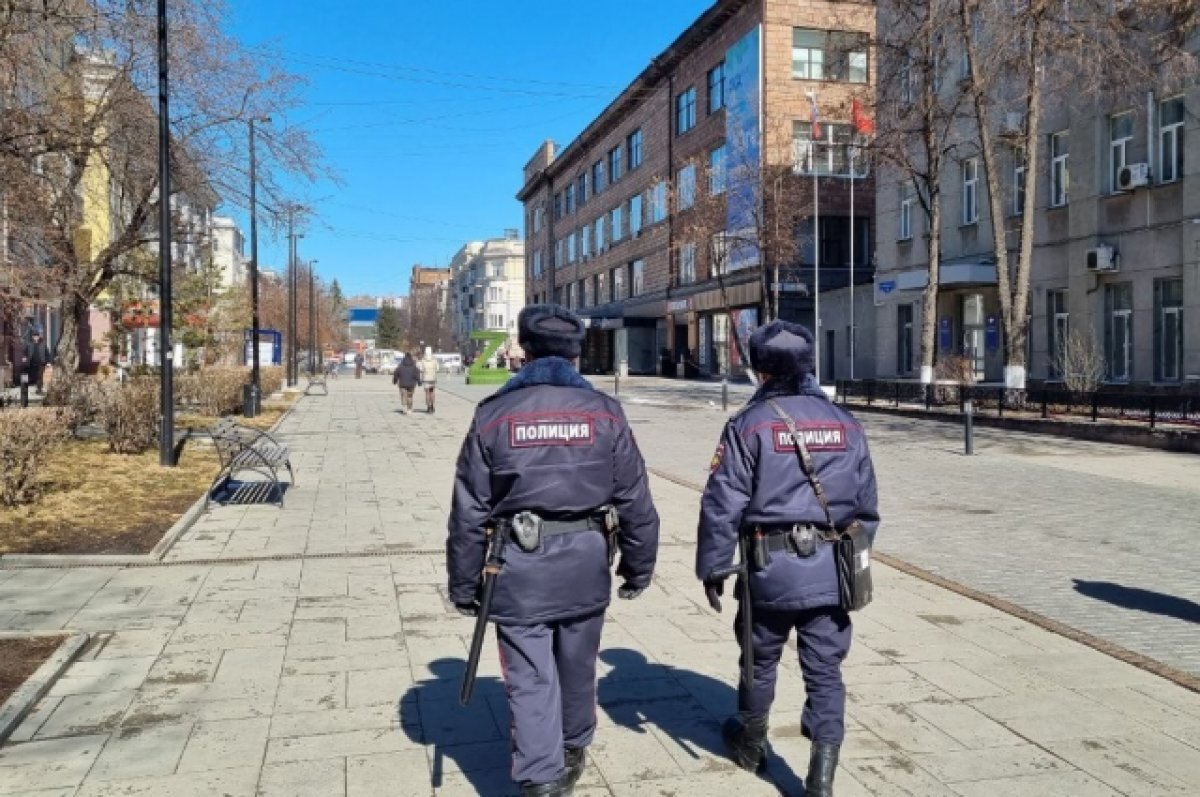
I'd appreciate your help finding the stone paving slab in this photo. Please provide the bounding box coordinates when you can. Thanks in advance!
[1,375,1198,795]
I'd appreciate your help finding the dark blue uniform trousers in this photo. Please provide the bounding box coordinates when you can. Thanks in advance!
[496,611,606,786]
[735,604,852,744]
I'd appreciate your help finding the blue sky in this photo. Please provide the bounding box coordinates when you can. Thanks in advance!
[227,1,710,297]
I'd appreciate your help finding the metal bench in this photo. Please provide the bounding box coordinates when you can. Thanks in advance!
[305,372,328,396]
[205,417,294,508]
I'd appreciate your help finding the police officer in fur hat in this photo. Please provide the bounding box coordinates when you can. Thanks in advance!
[695,320,880,796]
[448,304,660,797]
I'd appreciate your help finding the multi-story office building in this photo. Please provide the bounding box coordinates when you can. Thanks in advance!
[448,230,526,355]
[872,6,1198,388]
[518,0,876,377]
[409,265,451,352]
[210,216,247,290]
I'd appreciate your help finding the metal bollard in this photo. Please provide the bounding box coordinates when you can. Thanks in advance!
[614,370,620,400]
[19,372,29,409]
[721,376,729,412]
[964,399,974,456]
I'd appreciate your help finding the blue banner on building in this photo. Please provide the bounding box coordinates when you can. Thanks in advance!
[724,26,761,273]
[986,315,999,352]
[938,317,953,351]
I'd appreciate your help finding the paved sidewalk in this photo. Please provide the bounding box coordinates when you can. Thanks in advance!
[0,374,1198,796]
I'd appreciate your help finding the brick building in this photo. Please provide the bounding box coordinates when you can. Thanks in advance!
[518,0,876,377]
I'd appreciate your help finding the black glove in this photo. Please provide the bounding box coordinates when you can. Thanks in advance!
[617,583,644,600]
[454,602,478,617]
[704,579,725,613]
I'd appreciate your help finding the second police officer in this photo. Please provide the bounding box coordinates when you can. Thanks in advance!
[448,304,660,797]
[696,320,880,796]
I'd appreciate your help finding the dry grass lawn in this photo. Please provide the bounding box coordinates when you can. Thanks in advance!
[0,636,65,707]
[0,438,218,555]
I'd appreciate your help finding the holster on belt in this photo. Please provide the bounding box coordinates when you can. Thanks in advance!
[750,528,771,571]
[603,505,619,566]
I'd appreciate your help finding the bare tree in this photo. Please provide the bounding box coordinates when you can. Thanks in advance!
[1056,327,1105,393]
[957,0,1198,388]
[872,0,970,384]
[0,1,323,373]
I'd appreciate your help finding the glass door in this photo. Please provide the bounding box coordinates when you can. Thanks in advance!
[961,293,986,381]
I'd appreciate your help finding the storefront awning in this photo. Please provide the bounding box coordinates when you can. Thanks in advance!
[881,260,998,295]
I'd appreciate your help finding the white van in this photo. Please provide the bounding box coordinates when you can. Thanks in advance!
[433,353,462,373]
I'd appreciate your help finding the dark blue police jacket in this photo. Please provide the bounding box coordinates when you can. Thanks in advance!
[696,375,880,611]
[447,357,659,625]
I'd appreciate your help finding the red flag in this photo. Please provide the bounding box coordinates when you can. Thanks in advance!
[852,98,875,135]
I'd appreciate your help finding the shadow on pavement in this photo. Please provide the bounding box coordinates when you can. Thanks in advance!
[1073,579,1200,624]
[401,657,513,796]
[597,648,804,796]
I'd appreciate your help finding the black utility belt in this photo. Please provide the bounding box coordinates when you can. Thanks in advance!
[501,507,619,556]
[540,517,607,537]
[749,524,840,562]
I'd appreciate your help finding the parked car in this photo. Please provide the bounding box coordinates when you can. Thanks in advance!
[434,353,463,373]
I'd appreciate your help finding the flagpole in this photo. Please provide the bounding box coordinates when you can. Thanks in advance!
[809,91,821,385]
[849,139,855,382]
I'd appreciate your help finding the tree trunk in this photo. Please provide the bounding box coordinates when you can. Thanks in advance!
[920,191,941,384]
[54,293,84,374]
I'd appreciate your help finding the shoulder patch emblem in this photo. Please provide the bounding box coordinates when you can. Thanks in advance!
[710,442,726,472]
[771,422,847,453]
[510,414,595,448]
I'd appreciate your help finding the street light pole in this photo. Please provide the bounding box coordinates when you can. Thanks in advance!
[247,117,268,418]
[286,208,296,388]
[156,0,174,467]
[308,260,318,375]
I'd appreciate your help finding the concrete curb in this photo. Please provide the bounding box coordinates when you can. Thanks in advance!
[0,401,300,570]
[0,631,90,743]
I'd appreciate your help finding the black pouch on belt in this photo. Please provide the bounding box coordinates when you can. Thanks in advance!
[833,520,873,611]
[750,529,772,571]
[510,511,542,553]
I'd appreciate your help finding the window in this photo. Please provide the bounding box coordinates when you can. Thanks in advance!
[793,122,858,176]
[627,129,643,171]
[533,206,544,233]
[488,313,505,329]
[1109,111,1134,193]
[792,29,825,80]
[583,277,594,308]
[488,286,503,302]
[1160,96,1184,184]
[897,304,914,374]
[596,271,608,304]
[650,182,668,223]
[580,224,591,259]
[577,173,588,206]
[565,184,575,215]
[567,283,578,311]
[707,62,725,114]
[679,243,697,285]
[899,183,913,241]
[1155,278,1184,381]
[1050,131,1069,207]
[709,144,727,194]
[631,260,645,296]
[962,158,978,224]
[594,216,605,252]
[1013,149,1026,216]
[556,238,565,267]
[629,193,643,236]
[612,266,627,301]
[1105,282,1133,381]
[676,87,697,135]
[567,231,576,263]
[610,205,623,241]
[592,160,606,194]
[677,164,697,210]
[1047,289,1068,379]
[792,29,868,83]
[532,250,543,279]
[900,56,914,105]
[553,193,562,220]
[608,145,623,183]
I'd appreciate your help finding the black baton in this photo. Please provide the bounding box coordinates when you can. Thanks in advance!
[706,533,753,692]
[460,525,505,706]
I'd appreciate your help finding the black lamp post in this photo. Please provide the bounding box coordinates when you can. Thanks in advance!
[156,0,174,467]
[246,116,269,417]
[308,260,318,375]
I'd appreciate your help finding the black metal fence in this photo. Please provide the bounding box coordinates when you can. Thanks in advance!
[835,380,1200,431]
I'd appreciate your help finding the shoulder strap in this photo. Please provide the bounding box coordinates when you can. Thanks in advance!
[766,398,835,529]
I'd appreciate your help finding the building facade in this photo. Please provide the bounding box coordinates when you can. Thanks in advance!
[518,0,876,377]
[409,265,451,352]
[210,215,247,290]
[448,230,526,356]
[872,5,1199,389]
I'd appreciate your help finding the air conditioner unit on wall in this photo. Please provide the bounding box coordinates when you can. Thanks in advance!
[1117,163,1151,191]
[1086,244,1118,272]
[999,112,1025,139]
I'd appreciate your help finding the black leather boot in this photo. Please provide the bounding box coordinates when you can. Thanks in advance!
[563,746,586,789]
[520,778,571,797]
[805,742,840,797]
[721,714,769,772]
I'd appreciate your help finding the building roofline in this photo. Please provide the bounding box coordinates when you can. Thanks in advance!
[516,0,752,203]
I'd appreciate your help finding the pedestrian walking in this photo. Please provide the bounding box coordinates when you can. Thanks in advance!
[392,353,420,414]
[354,351,364,379]
[27,332,49,395]
[418,348,439,413]
[696,320,879,797]
[447,304,660,797]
